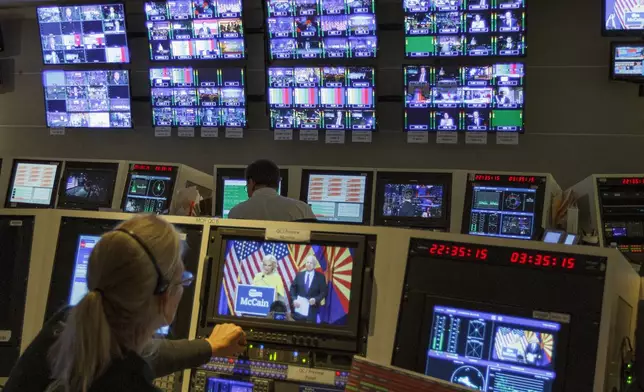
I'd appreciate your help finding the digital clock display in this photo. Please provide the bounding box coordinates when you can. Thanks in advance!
[131,164,175,172]
[620,178,644,185]
[472,173,544,184]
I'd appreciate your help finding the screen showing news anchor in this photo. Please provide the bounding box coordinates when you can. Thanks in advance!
[217,240,355,325]
[605,0,644,32]
[382,184,444,218]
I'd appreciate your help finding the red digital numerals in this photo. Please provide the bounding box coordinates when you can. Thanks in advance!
[428,244,488,260]
[510,252,575,269]
[622,178,644,185]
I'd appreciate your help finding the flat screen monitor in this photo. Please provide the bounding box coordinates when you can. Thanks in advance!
[300,169,373,224]
[542,229,564,244]
[404,0,526,58]
[57,161,119,210]
[215,168,289,218]
[611,42,644,82]
[42,69,133,128]
[68,234,101,306]
[404,63,524,132]
[37,4,130,64]
[145,0,245,60]
[266,0,377,60]
[267,66,376,131]
[149,67,246,128]
[121,163,178,214]
[604,0,644,35]
[563,233,579,245]
[5,159,62,208]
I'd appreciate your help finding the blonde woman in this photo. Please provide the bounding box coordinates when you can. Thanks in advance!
[253,255,287,304]
[5,215,246,392]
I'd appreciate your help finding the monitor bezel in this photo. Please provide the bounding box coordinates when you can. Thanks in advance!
[205,227,367,338]
[373,171,452,229]
[602,0,644,36]
[609,41,644,83]
[214,167,290,218]
[120,163,179,215]
[56,161,119,210]
[300,168,374,225]
[5,159,63,209]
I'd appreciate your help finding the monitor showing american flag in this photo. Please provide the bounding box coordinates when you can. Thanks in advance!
[605,0,644,32]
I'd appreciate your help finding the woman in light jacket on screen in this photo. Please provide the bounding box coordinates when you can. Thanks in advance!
[253,255,287,304]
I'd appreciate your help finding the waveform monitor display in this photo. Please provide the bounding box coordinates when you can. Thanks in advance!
[612,42,644,81]
[605,0,644,34]
[145,0,245,60]
[404,0,526,57]
[468,185,536,240]
[149,67,246,128]
[37,4,130,64]
[306,173,368,223]
[268,66,376,130]
[43,70,132,128]
[404,63,524,131]
[267,0,377,59]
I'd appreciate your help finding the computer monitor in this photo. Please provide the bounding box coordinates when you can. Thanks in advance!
[5,159,62,208]
[611,42,644,83]
[300,169,374,224]
[563,233,579,245]
[214,168,289,218]
[604,0,644,35]
[374,171,451,229]
[57,161,119,210]
[542,229,565,244]
[121,163,178,214]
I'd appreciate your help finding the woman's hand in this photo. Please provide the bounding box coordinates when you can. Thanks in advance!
[205,323,247,357]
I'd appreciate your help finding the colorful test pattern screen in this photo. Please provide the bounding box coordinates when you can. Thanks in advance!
[605,0,644,32]
[404,0,526,57]
[268,66,376,130]
[613,44,644,80]
[149,67,246,128]
[404,63,524,131]
[267,0,377,59]
[145,0,245,60]
[37,4,130,64]
[43,70,132,128]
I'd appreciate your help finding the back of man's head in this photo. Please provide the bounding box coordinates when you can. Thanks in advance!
[246,159,280,189]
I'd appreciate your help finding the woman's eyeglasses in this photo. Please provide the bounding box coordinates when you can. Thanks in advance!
[177,270,195,288]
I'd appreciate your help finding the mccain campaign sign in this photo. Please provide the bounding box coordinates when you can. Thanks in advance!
[234,284,276,316]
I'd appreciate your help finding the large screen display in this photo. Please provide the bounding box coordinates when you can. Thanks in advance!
[382,184,444,219]
[426,304,560,391]
[404,0,526,57]
[149,67,246,128]
[43,70,132,128]
[468,185,537,240]
[404,63,524,132]
[7,161,61,207]
[605,0,644,33]
[217,239,356,325]
[306,173,368,223]
[37,4,130,64]
[266,0,377,60]
[145,0,245,60]
[267,66,376,131]
[612,43,644,81]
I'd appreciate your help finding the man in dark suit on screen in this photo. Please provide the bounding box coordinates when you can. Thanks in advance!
[290,255,327,323]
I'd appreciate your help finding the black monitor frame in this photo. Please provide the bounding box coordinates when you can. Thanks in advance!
[300,168,374,225]
[204,227,367,339]
[214,167,289,218]
[374,171,452,229]
[56,160,119,211]
[610,41,644,83]
[120,163,178,215]
[5,159,63,209]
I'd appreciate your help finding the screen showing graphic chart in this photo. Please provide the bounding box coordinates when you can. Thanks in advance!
[468,185,536,239]
[217,239,356,325]
[266,0,377,59]
[267,66,376,130]
[306,173,368,223]
[605,0,644,33]
[122,165,177,214]
[149,67,246,128]
[145,0,245,60]
[221,179,283,218]
[37,4,130,64]
[425,305,559,391]
[612,43,644,81]
[382,184,444,219]
[43,70,132,128]
[8,162,61,207]
[404,0,526,57]
[404,63,524,131]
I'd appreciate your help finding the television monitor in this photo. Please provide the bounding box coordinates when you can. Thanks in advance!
[604,0,644,35]
[404,0,526,58]
[611,42,644,82]
[145,0,245,60]
[267,66,376,131]
[563,233,579,245]
[214,168,289,218]
[37,4,130,64]
[5,159,62,208]
[404,63,524,132]
[300,169,373,224]
[149,67,246,128]
[266,0,377,60]
[121,163,178,214]
[57,161,119,210]
[374,171,452,229]
[542,229,564,244]
[42,69,133,129]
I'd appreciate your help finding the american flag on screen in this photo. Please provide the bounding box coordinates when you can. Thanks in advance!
[612,0,642,29]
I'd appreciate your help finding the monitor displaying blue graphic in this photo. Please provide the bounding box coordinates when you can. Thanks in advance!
[605,0,644,33]
[267,0,377,59]
[612,43,644,81]
[69,235,101,306]
[426,305,560,392]
[468,185,536,239]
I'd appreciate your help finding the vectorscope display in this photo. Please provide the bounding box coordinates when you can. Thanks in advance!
[268,66,376,130]
[404,0,526,57]
[266,0,377,59]
[404,63,524,132]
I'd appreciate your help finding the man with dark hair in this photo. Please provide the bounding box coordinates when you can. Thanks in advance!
[227,159,316,221]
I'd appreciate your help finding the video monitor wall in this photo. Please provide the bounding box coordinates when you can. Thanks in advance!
[6,160,62,208]
[404,63,524,132]
[604,0,644,34]
[404,0,526,57]
[267,66,376,130]
[43,70,133,128]
[149,67,246,128]
[37,4,130,64]
[266,0,377,60]
[145,0,245,60]
[611,43,644,82]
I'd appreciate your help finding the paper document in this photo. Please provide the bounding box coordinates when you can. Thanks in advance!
[294,296,310,317]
